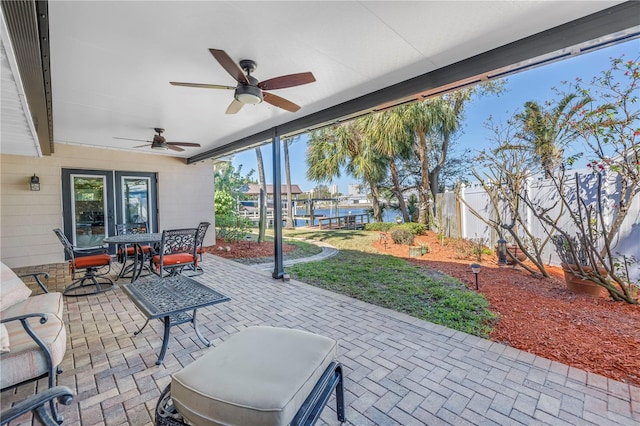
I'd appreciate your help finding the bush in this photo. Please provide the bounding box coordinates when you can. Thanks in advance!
[390,228,414,245]
[365,222,395,232]
[395,223,427,236]
[216,213,253,243]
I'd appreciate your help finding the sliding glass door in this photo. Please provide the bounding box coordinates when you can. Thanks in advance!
[62,169,157,255]
[115,171,158,231]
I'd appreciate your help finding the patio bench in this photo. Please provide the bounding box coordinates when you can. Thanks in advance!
[156,326,346,426]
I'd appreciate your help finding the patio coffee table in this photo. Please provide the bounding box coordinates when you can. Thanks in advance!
[121,275,230,365]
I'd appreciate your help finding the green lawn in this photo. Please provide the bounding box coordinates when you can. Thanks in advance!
[281,229,497,338]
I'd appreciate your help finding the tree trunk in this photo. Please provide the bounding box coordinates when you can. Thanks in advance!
[389,160,409,222]
[283,141,295,229]
[370,183,382,222]
[416,130,432,227]
[255,147,267,243]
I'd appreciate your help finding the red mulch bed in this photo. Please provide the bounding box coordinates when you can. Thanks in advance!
[373,232,640,387]
[202,238,297,259]
[204,233,640,386]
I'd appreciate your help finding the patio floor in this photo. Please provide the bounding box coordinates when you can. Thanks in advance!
[3,254,639,425]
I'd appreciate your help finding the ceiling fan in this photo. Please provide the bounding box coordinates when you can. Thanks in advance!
[170,49,316,114]
[114,128,201,152]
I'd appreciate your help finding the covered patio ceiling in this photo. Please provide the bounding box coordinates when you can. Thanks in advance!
[1,1,639,162]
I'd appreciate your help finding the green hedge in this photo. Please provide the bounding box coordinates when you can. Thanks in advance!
[364,222,395,232]
[366,222,427,236]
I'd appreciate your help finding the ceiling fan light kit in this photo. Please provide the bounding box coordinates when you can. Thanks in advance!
[235,84,263,105]
[170,49,315,114]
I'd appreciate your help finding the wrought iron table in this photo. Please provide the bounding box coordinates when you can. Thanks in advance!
[121,275,230,365]
[104,233,162,282]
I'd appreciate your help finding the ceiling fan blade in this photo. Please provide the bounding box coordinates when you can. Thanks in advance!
[167,142,202,147]
[209,49,249,85]
[258,72,316,91]
[114,137,151,143]
[133,144,152,148]
[170,82,235,90]
[168,145,185,152]
[225,99,244,114]
[263,92,300,112]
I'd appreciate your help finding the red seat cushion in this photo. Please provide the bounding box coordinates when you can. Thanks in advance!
[118,245,151,256]
[72,253,111,269]
[151,253,195,267]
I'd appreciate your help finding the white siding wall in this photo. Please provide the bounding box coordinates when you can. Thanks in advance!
[0,144,214,268]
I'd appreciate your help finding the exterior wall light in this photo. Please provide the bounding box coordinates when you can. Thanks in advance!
[30,174,40,191]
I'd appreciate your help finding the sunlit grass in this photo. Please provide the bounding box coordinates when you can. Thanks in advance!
[278,229,497,338]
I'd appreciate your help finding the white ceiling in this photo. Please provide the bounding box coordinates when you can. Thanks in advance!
[1,1,634,160]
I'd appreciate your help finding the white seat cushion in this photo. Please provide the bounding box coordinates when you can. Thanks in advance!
[171,326,338,426]
[0,262,32,312]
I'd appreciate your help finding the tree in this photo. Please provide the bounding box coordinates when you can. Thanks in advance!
[363,112,413,222]
[214,162,254,199]
[283,136,296,229]
[307,123,387,221]
[461,116,562,277]
[384,83,505,227]
[516,93,589,178]
[528,56,640,303]
[255,147,267,243]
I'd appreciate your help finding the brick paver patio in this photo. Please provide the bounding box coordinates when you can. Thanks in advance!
[2,254,639,425]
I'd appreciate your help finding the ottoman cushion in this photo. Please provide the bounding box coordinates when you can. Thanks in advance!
[171,326,338,426]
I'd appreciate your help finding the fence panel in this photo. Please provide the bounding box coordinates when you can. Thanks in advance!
[448,172,639,281]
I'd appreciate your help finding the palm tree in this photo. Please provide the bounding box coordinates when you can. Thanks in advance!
[363,112,413,222]
[384,97,458,226]
[517,93,589,178]
[307,123,387,221]
[255,146,267,243]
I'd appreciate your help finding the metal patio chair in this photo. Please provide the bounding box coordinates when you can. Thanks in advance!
[52,228,114,297]
[150,228,198,278]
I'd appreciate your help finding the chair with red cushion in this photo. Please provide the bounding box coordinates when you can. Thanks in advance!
[186,222,210,276]
[53,228,115,297]
[151,228,198,278]
[115,222,152,279]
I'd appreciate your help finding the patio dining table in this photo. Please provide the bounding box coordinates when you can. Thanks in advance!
[103,233,162,282]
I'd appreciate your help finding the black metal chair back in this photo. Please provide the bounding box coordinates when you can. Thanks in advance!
[116,222,148,235]
[195,222,210,259]
[53,228,75,260]
[153,228,198,277]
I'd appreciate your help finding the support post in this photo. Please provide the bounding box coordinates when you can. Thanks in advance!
[272,129,285,279]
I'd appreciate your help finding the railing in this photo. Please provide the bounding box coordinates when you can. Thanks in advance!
[317,214,369,230]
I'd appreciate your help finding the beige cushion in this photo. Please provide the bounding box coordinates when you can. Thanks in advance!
[0,262,32,312]
[0,324,9,353]
[0,292,66,389]
[172,326,338,426]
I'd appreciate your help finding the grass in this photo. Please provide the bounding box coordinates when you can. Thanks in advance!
[280,229,497,338]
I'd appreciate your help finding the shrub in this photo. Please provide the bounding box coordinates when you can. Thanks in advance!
[216,213,253,243]
[390,228,414,245]
[365,222,395,232]
[395,223,427,236]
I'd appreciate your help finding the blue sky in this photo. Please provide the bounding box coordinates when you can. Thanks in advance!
[232,39,639,194]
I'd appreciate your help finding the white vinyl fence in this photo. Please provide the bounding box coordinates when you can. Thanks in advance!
[453,171,640,281]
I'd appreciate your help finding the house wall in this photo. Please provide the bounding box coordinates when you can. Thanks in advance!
[0,144,214,268]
